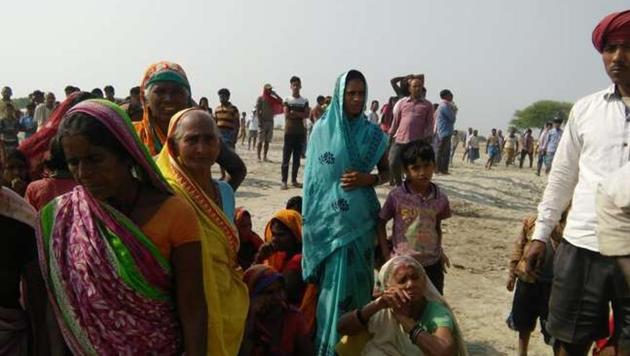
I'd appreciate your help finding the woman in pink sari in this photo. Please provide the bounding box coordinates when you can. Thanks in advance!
[37,99,207,355]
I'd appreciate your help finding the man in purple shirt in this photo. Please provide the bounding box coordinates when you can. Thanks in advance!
[388,75,434,185]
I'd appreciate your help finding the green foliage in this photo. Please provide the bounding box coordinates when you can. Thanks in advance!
[510,100,573,130]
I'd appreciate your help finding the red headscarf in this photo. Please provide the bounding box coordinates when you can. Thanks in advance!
[592,10,630,53]
[18,92,93,179]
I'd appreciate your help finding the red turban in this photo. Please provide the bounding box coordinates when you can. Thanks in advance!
[592,10,630,53]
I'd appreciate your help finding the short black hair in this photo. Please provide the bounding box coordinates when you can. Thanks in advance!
[64,85,75,93]
[104,85,114,92]
[371,100,379,106]
[290,76,301,84]
[286,196,303,214]
[439,89,452,99]
[91,88,104,98]
[218,88,230,96]
[401,141,435,168]
[553,118,563,124]
[26,103,36,110]
[129,86,140,96]
[317,95,325,104]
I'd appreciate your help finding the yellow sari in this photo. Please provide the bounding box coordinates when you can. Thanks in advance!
[156,108,248,356]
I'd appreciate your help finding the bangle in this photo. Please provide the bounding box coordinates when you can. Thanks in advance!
[408,323,428,344]
[356,307,369,326]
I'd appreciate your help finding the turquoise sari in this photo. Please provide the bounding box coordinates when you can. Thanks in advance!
[302,70,388,355]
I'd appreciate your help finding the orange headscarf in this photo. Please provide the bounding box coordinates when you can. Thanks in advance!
[263,209,302,272]
[134,61,191,155]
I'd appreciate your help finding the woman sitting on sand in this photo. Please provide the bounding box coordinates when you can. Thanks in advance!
[338,255,467,356]
[255,208,305,307]
[239,265,314,356]
[157,108,249,356]
[236,207,263,270]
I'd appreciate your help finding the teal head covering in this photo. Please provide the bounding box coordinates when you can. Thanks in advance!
[301,70,388,280]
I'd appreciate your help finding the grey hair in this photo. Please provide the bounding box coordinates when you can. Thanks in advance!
[170,109,218,144]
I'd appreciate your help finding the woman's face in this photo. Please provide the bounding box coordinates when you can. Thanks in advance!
[62,134,132,201]
[147,82,189,127]
[270,219,297,252]
[343,78,366,118]
[2,158,27,182]
[256,279,286,315]
[173,111,221,174]
[237,211,253,232]
[389,264,426,303]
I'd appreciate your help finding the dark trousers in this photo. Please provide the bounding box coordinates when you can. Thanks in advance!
[424,261,445,295]
[436,135,452,173]
[388,142,406,186]
[536,153,545,175]
[519,150,533,168]
[281,134,304,183]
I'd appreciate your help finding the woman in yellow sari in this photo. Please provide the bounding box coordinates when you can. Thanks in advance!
[156,108,249,356]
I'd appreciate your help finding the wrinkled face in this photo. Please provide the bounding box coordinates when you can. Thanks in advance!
[389,264,426,303]
[3,158,28,182]
[603,39,630,87]
[256,279,286,315]
[172,111,220,174]
[404,159,434,190]
[343,79,366,118]
[409,78,424,99]
[61,135,131,200]
[45,93,55,107]
[270,219,297,252]
[147,82,189,126]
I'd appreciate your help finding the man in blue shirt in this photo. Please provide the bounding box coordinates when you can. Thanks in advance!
[19,103,37,139]
[435,89,457,174]
[542,118,563,174]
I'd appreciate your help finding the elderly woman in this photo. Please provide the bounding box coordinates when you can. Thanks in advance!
[156,108,248,356]
[38,100,206,355]
[338,256,467,356]
[302,69,389,354]
[134,61,246,191]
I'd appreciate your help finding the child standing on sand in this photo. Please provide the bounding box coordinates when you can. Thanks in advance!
[506,208,568,356]
[377,141,451,294]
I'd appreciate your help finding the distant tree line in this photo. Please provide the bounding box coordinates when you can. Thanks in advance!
[510,100,573,130]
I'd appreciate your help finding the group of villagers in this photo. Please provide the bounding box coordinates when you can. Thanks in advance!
[2,62,467,355]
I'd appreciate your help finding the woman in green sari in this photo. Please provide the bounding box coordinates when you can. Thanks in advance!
[302,70,389,355]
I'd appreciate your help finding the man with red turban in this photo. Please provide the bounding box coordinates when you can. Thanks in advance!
[525,10,630,356]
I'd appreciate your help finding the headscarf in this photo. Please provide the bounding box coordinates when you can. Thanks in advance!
[236,207,263,249]
[134,61,191,155]
[37,99,180,355]
[302,70,388,280]
[263,209,303,272]
[0,186,36,228]
[592,10,630,53]
[378,256,468,356]
[243,264,284,298]
[18,92,94,178]
[156,108,248,356]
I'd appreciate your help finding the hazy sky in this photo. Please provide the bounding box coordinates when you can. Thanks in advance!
[2,0,627,132]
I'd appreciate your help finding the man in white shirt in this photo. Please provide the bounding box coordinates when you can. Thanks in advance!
[367,100,379,124]
[34,92,55,129]
[525,10,630,356]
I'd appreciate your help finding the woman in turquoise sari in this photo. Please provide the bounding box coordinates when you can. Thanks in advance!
[302,70,389,355]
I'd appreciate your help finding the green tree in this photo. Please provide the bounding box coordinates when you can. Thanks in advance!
[510,100,573,130]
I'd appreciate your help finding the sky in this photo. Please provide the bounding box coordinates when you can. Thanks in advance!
[1,0,628,132]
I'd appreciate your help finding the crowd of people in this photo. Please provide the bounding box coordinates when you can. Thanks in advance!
[0,9,628,356]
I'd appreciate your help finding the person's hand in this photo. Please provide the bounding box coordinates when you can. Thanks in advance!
[441,252,451,273]
[377,286,411,310]
[392,311,416,333]
[254,242,276,263]
[524,240,546,275]
[506,275,516,292]
[341,171,374,191]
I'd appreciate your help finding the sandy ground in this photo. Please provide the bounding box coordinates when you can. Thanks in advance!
[227,131,551,355]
